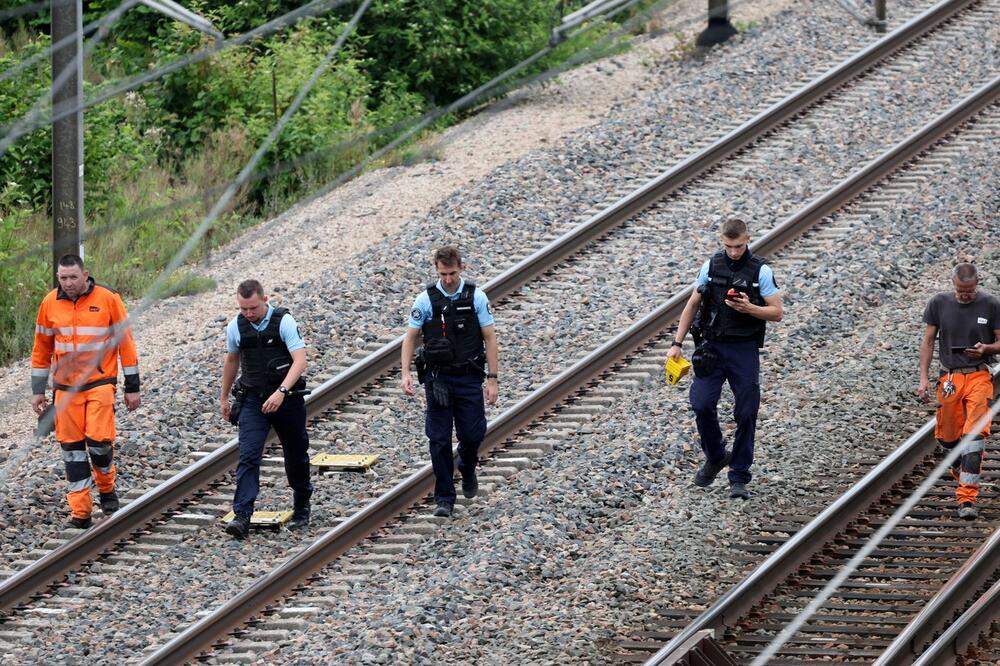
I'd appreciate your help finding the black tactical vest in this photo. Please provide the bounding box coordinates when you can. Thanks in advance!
[420,282,485,369]
[237,307,303,394]
[696,251,768,346]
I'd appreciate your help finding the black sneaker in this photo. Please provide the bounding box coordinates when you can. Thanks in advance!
[226,513,251,539]
[433,503,453,518]
[694,450,732,487]
[99,490,120,515]
[729,482,750,500]
[958,502,978,521]
[461,471,478,499]
[66,516,92,529]
[287,504,310,531]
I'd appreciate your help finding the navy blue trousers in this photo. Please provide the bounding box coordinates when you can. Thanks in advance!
[233,393,313,516]
[425,373,487,505]
[689,339,761,484]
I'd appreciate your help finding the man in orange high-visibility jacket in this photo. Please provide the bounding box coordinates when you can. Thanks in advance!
[30,254,142,529]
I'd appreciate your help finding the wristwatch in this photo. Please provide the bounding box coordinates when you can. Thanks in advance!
[486,373,498,380]
[278,386,289,395]
[671,340,683,348]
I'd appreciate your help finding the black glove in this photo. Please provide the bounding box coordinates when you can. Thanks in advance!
[430,380,451,408]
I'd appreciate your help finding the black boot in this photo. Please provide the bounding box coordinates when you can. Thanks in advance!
[66,515,92,529]
[287,499,310,530]
[226,512,251,539]
[99,490,120,515]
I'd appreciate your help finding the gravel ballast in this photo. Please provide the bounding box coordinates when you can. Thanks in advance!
[1,0,996,662]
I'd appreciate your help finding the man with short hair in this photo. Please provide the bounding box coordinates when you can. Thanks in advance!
[667,219,783,500]
[401,246,499,518]
[30,254,141,528]
[918,263,1000,521]
[220,279,313,539]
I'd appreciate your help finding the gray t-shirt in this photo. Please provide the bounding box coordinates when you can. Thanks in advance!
[922,290,1000,370]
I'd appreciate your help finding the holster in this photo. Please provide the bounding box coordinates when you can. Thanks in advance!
[229,385,246,426]
[415,349,427,385]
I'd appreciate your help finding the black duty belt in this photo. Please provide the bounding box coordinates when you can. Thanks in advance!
[432,363,482,377]
[941,364,991,375]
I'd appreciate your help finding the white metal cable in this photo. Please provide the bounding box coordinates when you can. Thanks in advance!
[0,0,688,459]
[0,0,141,161]
[6,0,374,460]
[0,0,65,22]
[0,0,354,144]
[750,391,1000,665]
[0,0,685,272]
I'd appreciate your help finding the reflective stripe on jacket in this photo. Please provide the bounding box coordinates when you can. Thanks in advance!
[31,278,140,394]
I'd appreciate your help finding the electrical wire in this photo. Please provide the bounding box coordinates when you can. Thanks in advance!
[750,394,1000,665]
[0,0,355,145]
[28,0,376,438]
[0,0,141,162]
[0,0,687,271]
[3,0,688,437]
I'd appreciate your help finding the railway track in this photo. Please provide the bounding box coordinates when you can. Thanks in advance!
[628,401,1000,665]
[0,0,997,661]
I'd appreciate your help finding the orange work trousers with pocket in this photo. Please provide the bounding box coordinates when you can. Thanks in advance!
[54,384,117,519]
[935,370,992,505]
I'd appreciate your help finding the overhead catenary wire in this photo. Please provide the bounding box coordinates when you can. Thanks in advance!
[0,0,693,272]
[0,6,106,87]
[0,0,356,147]
[0,0,72,23]
[2,0,686,446]
[27,0,376,440]
[0,0,142,162]
[749,393,1000,666]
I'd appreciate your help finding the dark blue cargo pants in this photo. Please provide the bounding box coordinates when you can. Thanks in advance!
[233,393,313,516]
[425,373,487,506]
[689,339,761,484]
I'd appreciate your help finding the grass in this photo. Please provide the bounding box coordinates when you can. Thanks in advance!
[0,3,660,366]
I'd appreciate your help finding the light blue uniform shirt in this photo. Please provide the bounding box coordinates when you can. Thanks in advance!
[408,278,494,329]
[226,304,305,353]
[695,259,779,297]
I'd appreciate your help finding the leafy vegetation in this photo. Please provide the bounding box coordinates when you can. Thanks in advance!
[0,0,648,363]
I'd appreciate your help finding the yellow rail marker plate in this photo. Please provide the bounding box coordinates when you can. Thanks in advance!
[310,453,380,471]
[221,510,293,526]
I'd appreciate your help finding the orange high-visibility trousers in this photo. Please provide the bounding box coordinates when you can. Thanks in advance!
[54,384,117,519]
[935,370,992,505]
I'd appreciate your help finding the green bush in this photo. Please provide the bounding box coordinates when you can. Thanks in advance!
[0,0,648,364]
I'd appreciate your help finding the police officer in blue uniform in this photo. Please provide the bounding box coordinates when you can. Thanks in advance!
[401,246,500,518]
[667,219,783,500]
[220,279,313,538]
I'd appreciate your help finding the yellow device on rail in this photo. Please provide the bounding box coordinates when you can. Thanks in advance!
[665,355,691,385]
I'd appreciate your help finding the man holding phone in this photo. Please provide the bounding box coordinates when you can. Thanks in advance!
[668,218,783,500]
[919,263,1000,521]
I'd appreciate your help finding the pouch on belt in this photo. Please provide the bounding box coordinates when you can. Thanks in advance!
[691,343,720,378]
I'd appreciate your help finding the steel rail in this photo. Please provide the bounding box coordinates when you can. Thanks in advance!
[876,528,1000,666]
[0,0,978,623]
[641,75,1000,665]
[911,577,1000,666]
[140,63,1000,666]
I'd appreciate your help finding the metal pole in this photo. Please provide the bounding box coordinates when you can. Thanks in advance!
[873,0,887,32]
[696,0,737,47]
[50,0,84,284]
